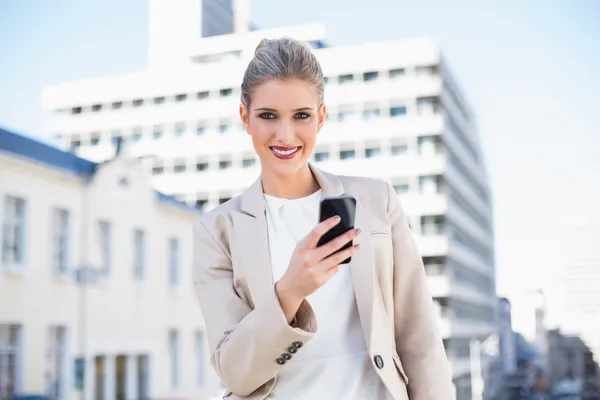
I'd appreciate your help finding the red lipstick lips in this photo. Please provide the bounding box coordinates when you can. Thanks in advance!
[270,145,302,160]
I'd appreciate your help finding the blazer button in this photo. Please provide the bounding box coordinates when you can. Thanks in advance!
[282,353,292,360]
[276,358,286,365]
[288,346,297,354]
[374,355,384,369]
[292,341,303,349]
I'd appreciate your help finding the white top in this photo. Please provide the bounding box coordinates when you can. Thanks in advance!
[263,190,392,399]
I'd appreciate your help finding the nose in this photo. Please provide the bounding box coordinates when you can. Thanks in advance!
[275,120,295,143]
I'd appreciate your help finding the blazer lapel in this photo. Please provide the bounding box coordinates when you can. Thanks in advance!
[231,177,274,308]
[232,164,376,350]
[310,165,376,350]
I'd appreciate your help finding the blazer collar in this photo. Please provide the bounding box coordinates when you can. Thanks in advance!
[239,163,345,218]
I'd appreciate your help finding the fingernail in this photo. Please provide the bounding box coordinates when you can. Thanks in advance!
[354,244,360,250]
[355,228,361,234]
[334,216,341,222]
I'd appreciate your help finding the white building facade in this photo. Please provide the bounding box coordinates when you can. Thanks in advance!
[0,128,222,400]
[40,2,496,397]
[559,215,600,363]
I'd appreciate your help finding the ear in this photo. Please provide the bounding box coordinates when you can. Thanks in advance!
[239,103,250,135]
[317,104,327,133]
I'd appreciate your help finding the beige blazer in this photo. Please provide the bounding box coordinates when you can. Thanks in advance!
[193,164,455,400]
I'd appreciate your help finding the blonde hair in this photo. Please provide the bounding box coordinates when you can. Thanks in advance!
[241,37,325,106]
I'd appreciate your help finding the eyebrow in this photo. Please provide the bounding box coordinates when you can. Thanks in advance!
[254,107,314,112]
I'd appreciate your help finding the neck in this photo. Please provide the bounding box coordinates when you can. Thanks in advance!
[261,164,320,199]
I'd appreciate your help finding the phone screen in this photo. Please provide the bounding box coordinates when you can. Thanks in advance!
[317,195,357,264]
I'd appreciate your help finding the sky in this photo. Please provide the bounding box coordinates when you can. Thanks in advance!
[1,0,599,328]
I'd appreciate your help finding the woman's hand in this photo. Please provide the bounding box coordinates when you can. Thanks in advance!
[275,216,361,323]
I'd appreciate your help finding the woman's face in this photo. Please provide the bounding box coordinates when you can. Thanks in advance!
[240,79,326,179]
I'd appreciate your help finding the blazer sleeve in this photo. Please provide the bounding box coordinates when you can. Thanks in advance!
[193,218,317,397]
[385,182,456,400]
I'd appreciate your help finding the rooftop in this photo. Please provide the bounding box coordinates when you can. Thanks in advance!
[0,127,193,211]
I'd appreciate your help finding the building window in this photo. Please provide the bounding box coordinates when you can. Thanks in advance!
[168,330,179,388]
[418,135,443,155]
[196,332,206,387]
[152,126,163,140]
[174,93,187,102]
[389,68,405,78]
[363,108,380,120]
[391,145,408,155]
[339,149,355,160]
[169,238,179,287]
[2,196,26,268]
[338,74,353,84]
[363,71,379,81]
[314,152,329,162]
[218,124,230,134]
[111,101,123,110]
[219,88,233,97]
[133,229,145,280]
[338,110,355,121]
[70,140,81,151]
[71,107,82,115]
[196,162,208,172]
[174,123,186,136]
[419,175,444,194]
[197,91,209,100]
[131,128,143,142]
[416,65,438,75]
[416,96,441,114]
[195,200,207,212]
[153,96,165,105]
[196,124,207,135]
[45,326,66,400]
[421,215,445,235]
[242,158,256,168]
[390,106,407,117]
[219,160,232,169]
[423,256,446,276]
[91,104,102,112]
[132,99,144,107]
[393,184,409,194]
[219,198,231,205]
[90,133,100,146]
[365,147,382,158]
[52,208,70,274]
[173,162,186,173]
[98,220,111,275]
[0,325,21,399]
[152,165,164,175]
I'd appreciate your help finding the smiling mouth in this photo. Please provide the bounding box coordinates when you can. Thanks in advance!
[270,146,302,159]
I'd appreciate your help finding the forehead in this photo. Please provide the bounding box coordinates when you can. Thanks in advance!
[251,79,319,109]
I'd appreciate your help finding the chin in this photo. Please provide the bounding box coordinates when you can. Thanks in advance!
[270,159,307,178]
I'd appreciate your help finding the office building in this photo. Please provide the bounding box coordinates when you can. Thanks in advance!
[0,128,222,400]
[559,213,600,363]
[40,2,496,396]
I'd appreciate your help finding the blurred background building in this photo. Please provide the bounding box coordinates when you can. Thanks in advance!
[559,214,600,364]
[0,128,221,400]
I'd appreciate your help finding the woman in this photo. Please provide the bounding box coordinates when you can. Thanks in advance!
[194,37,454,399]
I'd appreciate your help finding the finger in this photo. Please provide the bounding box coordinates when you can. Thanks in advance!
[302,215,341,249]
[314,228,360,262]
[319,244,360,270]
[322,264,341,280]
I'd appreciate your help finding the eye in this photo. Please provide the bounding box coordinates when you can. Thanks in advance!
[294,112,310,120]
[258,112,276,120]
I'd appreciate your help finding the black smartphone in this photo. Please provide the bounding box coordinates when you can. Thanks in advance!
[317,195,357,264]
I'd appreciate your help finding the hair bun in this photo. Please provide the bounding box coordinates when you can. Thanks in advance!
[254,38,268,55]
